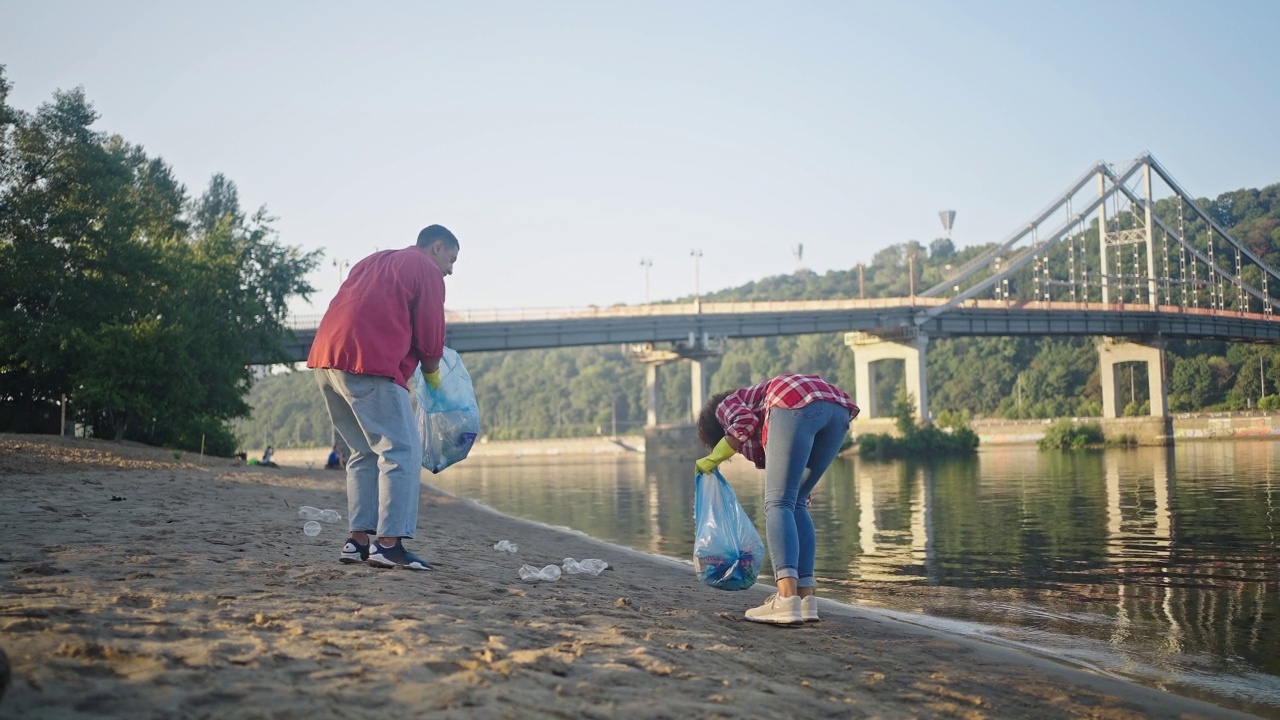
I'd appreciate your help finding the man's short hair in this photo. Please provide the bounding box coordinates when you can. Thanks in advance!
[417,224,459,249]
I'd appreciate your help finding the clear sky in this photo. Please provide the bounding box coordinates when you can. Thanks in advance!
[5,1,1279,315]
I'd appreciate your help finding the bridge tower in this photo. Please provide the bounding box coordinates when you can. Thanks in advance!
[1097,161,1158,309]
[844,328,929,423]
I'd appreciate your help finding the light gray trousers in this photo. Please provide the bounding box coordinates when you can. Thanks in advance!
[314,368,422,538]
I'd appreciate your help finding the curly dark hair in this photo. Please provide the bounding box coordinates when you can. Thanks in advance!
[696,391,733,449]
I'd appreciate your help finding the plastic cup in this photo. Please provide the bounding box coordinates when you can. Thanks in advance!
[303,521,322,536]
[519,564,561,582]
[563,558,608,576]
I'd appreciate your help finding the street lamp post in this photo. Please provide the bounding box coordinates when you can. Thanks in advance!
[640,258,653,303]
[329,256,349,447]
[690,249,703,309]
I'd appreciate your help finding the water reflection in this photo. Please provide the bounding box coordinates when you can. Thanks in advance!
[429,443,1280,717]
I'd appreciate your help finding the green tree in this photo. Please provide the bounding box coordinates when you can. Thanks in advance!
[0,69,320,451]
[0,81,170,431]
[1170,355,1214,411]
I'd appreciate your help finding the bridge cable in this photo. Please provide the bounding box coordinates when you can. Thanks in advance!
[1161,227,1172,306]
[1080,217,1090,302]
[1177,196,1189,309]
[1185,197,1198,309]
[1237,246,1245,314]
[1208,231,1218,310]
[1133,195,1141,302]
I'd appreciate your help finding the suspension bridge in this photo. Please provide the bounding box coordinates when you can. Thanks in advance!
[280,152,1280,431]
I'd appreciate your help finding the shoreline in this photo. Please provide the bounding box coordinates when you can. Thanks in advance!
[267,436,648,469]
[262,409,1280,469]
[0,433,1258,719]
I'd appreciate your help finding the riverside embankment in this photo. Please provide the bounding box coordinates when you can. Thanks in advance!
[264,410,1280,467]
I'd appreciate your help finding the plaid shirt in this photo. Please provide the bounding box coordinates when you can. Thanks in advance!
[716,374,859,469]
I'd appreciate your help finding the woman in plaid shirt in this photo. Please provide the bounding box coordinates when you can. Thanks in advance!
[696,374,859,625]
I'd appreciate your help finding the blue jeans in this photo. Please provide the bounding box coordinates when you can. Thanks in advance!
[763,401,851,587]
[314,368,422,538]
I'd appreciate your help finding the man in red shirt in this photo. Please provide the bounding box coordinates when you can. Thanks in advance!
[695,374,858,624]
[307,224,460,571]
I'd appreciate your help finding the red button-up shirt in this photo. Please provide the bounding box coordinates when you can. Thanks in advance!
[307,247,446,388]
[716,374,859,468]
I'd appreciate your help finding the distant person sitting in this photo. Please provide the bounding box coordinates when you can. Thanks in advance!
[325,445,345,470]
[260,445,278,468]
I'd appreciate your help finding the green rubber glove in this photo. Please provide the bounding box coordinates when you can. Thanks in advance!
[424,368,442,390]
[695,437,735,474]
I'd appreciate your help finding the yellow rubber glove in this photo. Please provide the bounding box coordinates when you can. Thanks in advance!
[424,368,442,390]
[695,437,735,474]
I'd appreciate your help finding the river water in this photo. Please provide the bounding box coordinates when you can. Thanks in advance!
[428,441,1280,717]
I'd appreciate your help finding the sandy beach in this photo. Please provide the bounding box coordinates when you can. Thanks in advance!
[0,434,1258,719]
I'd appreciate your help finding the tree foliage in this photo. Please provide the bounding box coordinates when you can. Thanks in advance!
[857,391,979,458]
[0,67,320,453]
[1038,421,1105,450]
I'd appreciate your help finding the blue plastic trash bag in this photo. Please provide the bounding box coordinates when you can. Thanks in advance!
[410,347,480,474]
[692,468,766,591]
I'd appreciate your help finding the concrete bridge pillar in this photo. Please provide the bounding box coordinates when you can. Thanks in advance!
[645,363,662,427]
[689,358,707,423]
[1098,337,1168,418]
[844,330,929,422]
[627,335,723,428]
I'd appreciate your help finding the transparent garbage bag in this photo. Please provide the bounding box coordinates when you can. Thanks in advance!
[410,347,480,474]
[692,468,765,591]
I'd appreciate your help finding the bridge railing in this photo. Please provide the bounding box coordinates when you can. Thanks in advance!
[284,295,1280,332]
[285,297,952,330]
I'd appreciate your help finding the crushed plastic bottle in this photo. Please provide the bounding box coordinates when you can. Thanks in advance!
[319,509,342,524]
[518,564,561,582]
[298,506,323,520]
[493,540,518,553]
[303,521,322,536]
[562,558,608,576]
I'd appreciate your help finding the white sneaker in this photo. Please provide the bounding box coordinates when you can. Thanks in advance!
[744,593,803,626]
[800,595,819,623]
